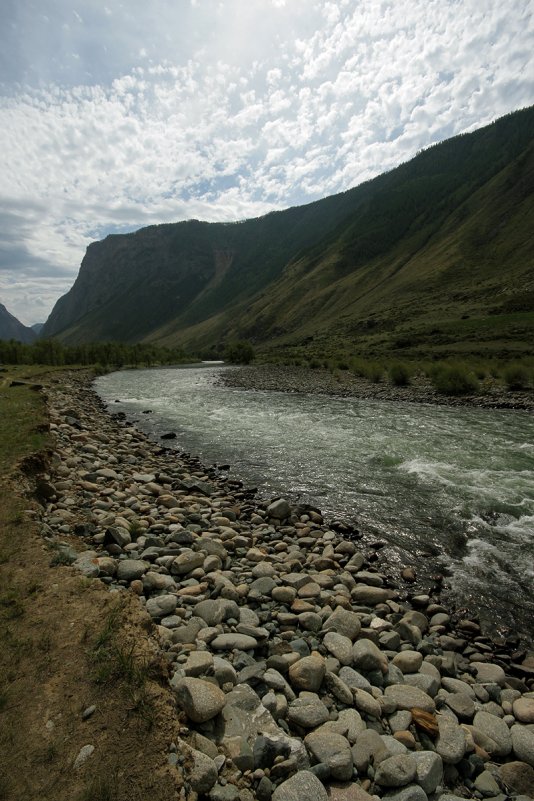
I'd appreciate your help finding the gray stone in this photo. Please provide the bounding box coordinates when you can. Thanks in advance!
[250,576,277,597]
[436,714,466,764]
[384,684,435,712]
[473,710,512,757]
[224,735,254,772]
[189,731,219,760]
[187,746,218,794]
[73,552,100,578]
[73,744,95,769]
[392,651,423,674]
[143,571,176,592]
[172,617,206,644]
[195,598,240,626]
[382,785,428,801]
[256,776,273,801]
[116,558,148,581]
[336,708,367,744]
[353,688,381,718]
[174,677,226,723]
[213,656,238,686]
[474,769,500,797]
[272,586,297,604]
[381,736,409,756]
[441,677,476,699]
[263,668,295,700]
[352,585,393,605]
[287,692,330,729]
[403,673,440,698]
[323,607,362,640]
[170,549,205,575]
[471,662,506,686]
[375,754,417,787]
[288,655,326,692]
[324,671,353,705]
[267,499,291,520]
[146,594,178,619]
[511,723,534,767]
[389,710,412,733]
[218,684,276,741]
[184,651,214,677]
[352,728,389,772]
[352,638,388,674]
[211,633,258,651]
[412,751,443,794]
[444,691,475,719]
[323,632,354,665]
[513,698,534,724]
[271,770,328,801]
[304,730,353,781]
[339,666,372,692]
[209,785,240,801]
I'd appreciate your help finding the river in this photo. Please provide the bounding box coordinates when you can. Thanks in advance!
[95,365,534,640]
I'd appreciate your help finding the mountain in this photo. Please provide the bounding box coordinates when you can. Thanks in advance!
[42,106,534,360]
[0,304,37,344]
[31,323,44,335]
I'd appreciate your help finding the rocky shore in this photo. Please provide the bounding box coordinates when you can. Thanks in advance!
[218,365,534,412]
[35,371,534,801]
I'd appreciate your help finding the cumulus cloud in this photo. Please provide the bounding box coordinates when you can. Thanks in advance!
[0,0,533,324]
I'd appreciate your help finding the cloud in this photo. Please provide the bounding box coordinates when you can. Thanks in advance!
[0,0,533,325]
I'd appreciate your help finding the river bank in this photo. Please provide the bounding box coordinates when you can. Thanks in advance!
[218,365,534,412]
[30,371,534,800]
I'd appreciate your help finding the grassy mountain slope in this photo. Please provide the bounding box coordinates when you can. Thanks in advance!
[42,106,534,358]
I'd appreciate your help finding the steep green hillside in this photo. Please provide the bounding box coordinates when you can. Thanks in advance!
[43,106,534,359]
[193,138,534,360]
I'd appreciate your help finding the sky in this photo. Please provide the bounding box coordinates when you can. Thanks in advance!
[1,1,533,326]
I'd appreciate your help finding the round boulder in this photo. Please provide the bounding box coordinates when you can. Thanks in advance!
[174,677,225,723]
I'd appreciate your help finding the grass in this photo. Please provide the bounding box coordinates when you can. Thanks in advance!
[79,775,118,801]
[0,369,50,475]
[89,602,158,727]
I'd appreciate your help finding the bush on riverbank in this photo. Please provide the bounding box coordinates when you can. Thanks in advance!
[429,363,480,395]
[224,340,255,364]
[389,362,412,386]
[503,363,531,391]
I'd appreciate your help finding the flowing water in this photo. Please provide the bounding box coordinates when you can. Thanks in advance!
[95,365,534,639]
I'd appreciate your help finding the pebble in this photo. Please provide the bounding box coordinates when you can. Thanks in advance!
[36,374,534,801]
[73,744,95,769]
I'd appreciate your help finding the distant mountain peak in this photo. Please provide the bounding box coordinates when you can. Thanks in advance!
[0,303,37,343]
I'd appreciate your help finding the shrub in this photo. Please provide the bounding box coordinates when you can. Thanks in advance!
[431,364,480,395]
[224,340,255,364]
[389,362,411,386]
[503,364,530,391]
[350,358,383,382]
